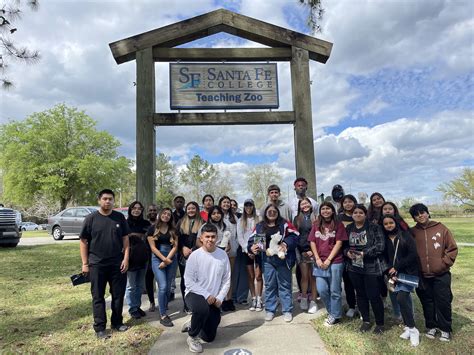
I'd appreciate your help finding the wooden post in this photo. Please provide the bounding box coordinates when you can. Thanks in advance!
[291,46,317,198]
[136,48,156,208]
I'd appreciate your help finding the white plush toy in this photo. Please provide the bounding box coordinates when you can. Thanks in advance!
[266,231,285,259]
[219,230,231,249]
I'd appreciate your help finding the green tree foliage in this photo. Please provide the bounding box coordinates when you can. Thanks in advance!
[205,168,235,201]
[179,154,217,202]
[155,153,177,208]
[245,164,281,208]
[178,154,235,203]
[1,0,40,88]
[0,104,132,210]
[116,169,136,208]
[437,168,474,208]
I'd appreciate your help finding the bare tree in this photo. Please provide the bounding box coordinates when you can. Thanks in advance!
[245,164,281,208]
[1,0,40,88]
[299,0,324,34]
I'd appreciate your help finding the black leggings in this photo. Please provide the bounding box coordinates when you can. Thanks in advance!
[349,271,384,325]
[178,262,187,308]
[145,263,155,304]
[343,268,356,309]
[185,292,221,342]
[397,291,415,328]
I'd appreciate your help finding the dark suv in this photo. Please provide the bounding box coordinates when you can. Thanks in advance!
[47,206,98,240]
[0,207,21,247]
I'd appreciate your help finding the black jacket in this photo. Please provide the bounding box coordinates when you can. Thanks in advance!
[385,230,419,276]
[344,221,387,275]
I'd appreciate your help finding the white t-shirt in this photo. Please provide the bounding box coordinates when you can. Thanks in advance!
[184,247,231,302]
[237,216,257,252]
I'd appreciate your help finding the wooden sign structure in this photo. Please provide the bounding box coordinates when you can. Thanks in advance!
[170,63,279,109]
[109,9,333,208]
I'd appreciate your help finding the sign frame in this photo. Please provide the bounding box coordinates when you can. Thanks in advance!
[169,62,279,110]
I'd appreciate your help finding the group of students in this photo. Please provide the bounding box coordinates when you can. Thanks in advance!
[120,178,458,350]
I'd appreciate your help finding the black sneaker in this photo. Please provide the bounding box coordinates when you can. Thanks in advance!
[169,293,175,302]
[130,311,142,319]
[112,324,129,332]
[228,300,236,312]
[160,315,174,327]
[221,300,229,312]
[373,325,384,334]
[137,308,146,317]
[96,330,110,339]
[360,322,372,333]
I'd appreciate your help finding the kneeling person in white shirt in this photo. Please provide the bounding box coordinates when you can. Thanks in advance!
[184,223,231,353]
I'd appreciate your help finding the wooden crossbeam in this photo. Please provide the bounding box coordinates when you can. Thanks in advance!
[153,111,295,126]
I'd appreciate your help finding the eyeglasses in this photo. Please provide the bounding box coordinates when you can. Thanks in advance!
[267,210,278,215]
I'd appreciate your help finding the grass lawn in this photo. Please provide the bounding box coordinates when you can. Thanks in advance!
[405,217,473,243]
[313,246,474,354]
[21,230,50,238]
[0,244,161,353]
[435,217,473,243]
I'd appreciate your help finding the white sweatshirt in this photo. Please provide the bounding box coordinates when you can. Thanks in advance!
[237,216,256,252]
[184,247,231,302]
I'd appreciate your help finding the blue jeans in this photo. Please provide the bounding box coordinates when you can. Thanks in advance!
[315,262,344,319]
[151,245,177,316]
[126,266,147,314]
[263,256,293,314]
[389,290,414,318]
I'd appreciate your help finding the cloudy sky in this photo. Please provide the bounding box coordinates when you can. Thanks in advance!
[1,0,473,204]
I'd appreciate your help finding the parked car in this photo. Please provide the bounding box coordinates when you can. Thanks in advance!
[47,206,98,240]
[19,222,40,231]
[0,207,21,247]
[114,207,128,217]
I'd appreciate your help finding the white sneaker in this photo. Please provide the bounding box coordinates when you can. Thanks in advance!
[426,328,437,339]
[308,300,318,314]
[400,326,410,340]
[346,308,356,318]
[440,331,451,342]
[409,328,420,347]
[255,299,263,312]
[249,298,257,311]
[265,312,274,321]
[187,336,203,353]
[283,312,293,322]
[300,298,308,311]
[181,319,191,333]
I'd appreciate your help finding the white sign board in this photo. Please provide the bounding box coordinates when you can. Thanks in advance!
[170,63,279,109]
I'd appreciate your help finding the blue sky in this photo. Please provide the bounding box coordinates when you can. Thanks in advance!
[1,0,473,204]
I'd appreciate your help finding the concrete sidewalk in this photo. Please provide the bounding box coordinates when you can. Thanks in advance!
[141,277,329,355]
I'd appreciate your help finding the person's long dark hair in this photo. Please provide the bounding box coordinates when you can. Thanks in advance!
[293,197,316,229]
[218,195,237,224]
[367,192,385,222]
[381,214,411,250]
[240,200,256,230]
[378,201,409,230]
[262,204,284,232]
[208,205,226,230]
[341,194,357,214]
[127,200,145,227]
[316,201,337,233]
